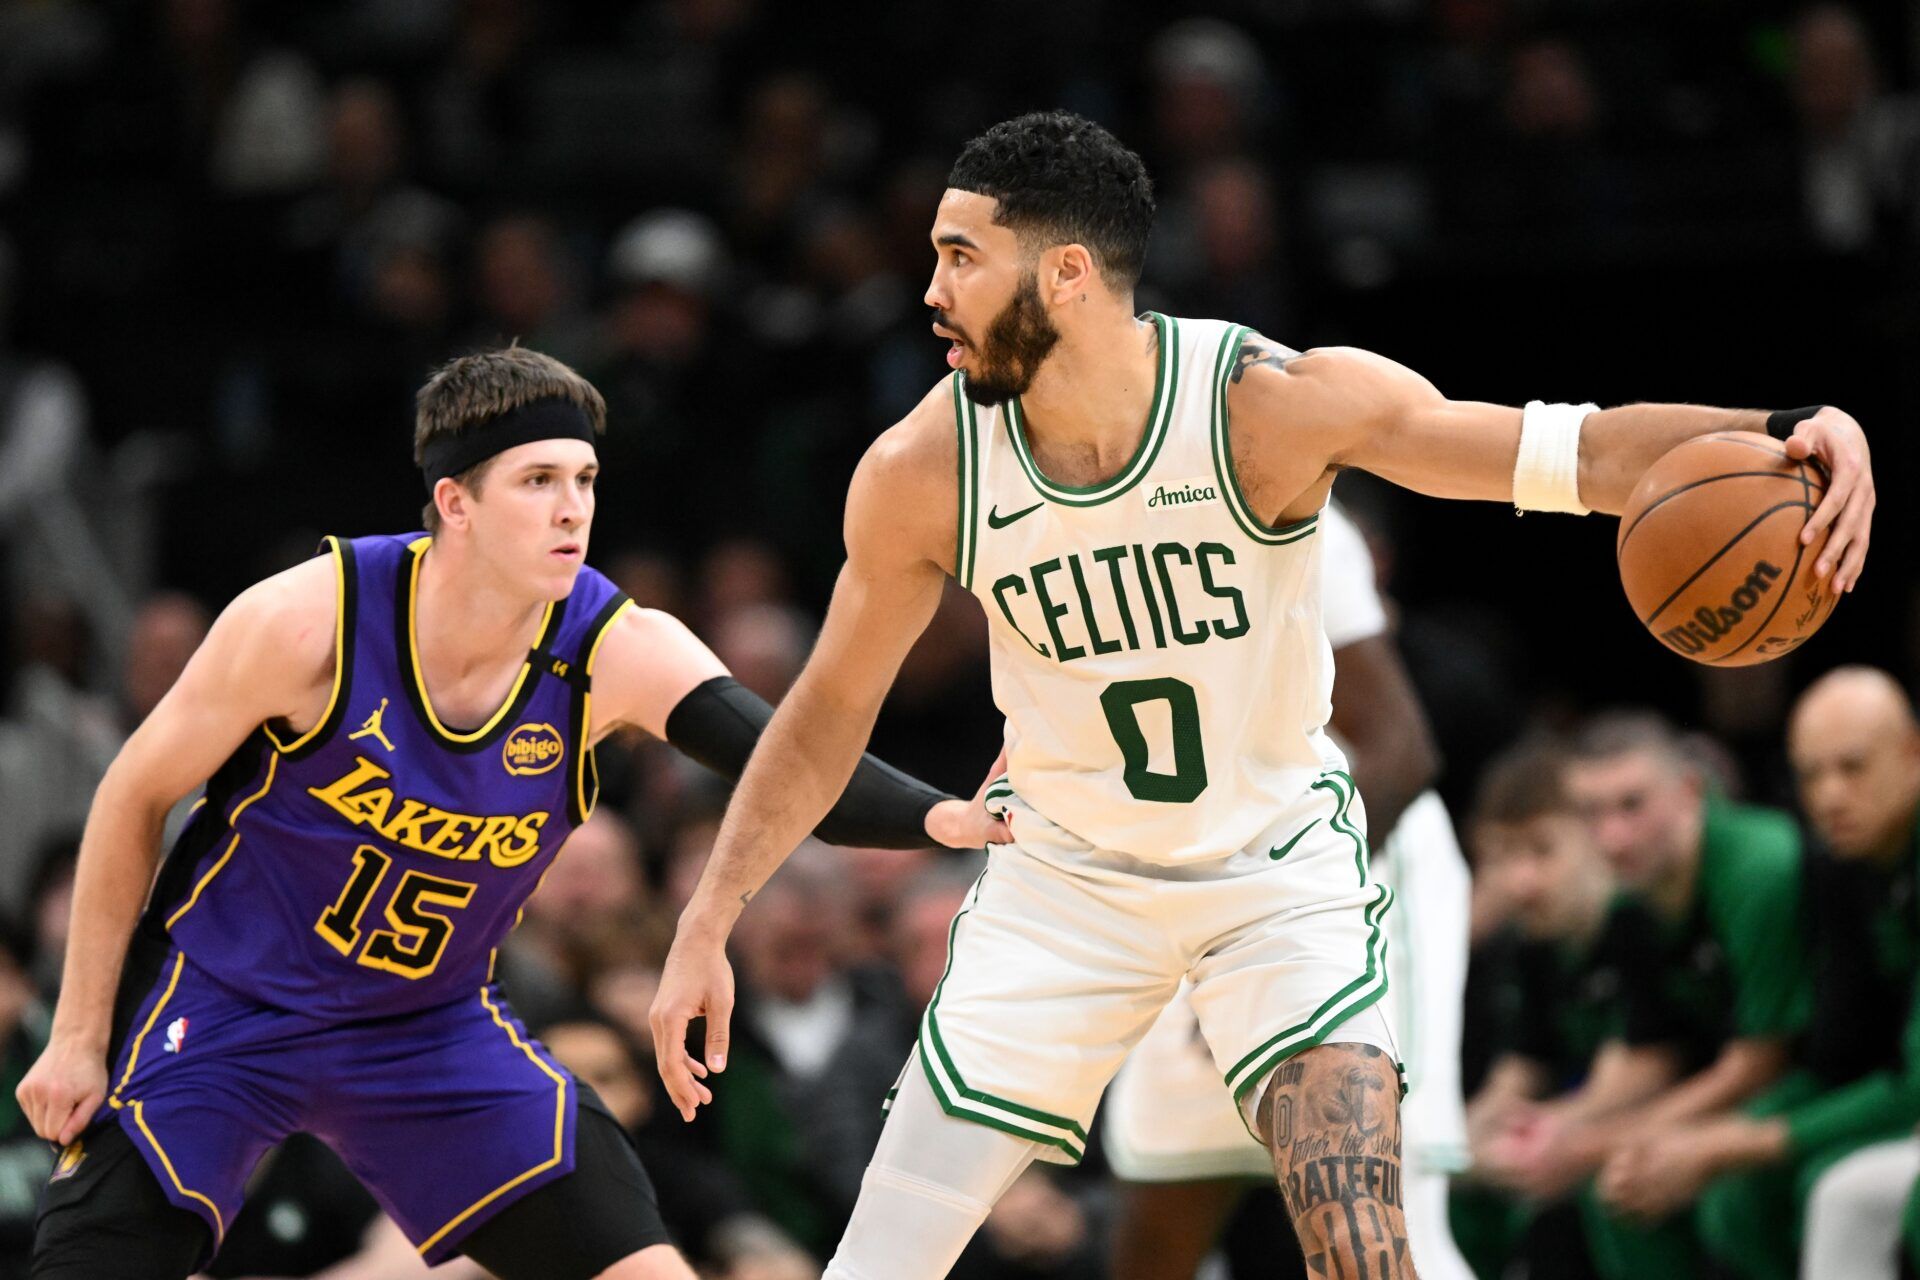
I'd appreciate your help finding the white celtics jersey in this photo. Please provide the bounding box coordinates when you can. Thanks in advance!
[957,313,1341,865]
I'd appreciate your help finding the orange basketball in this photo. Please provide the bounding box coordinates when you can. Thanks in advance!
[1616,432,1839,666]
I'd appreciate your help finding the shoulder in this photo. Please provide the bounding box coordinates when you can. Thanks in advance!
[857,378,961,492]
[224,552,338,666]
[596,603,699,662]
[178,550,337,721]
[846,379,962,572]
[583,603,725,740]
[1227,341,1437,431]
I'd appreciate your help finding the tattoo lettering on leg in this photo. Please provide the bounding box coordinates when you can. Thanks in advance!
[1263,1043,1415,1278]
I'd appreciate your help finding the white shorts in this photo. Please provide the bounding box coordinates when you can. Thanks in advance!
[899,773,1400,1166]
[1106,791,1470,1181]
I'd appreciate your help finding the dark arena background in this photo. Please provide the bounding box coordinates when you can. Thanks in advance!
[0,1,1917,1277]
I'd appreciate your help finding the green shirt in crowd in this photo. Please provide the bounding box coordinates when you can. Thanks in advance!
[1619,796,1810,1071]
[1782,806,1920,1154]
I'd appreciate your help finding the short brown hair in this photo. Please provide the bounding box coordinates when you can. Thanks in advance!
[1569,709,1692,774]
[1472,735,1574,829]
[414,346,607,532]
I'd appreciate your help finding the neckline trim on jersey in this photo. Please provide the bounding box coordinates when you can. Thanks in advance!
[1001,312,1177,507]
[396,535,563,752]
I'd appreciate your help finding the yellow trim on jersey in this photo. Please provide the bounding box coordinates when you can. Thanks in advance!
[574,598,637,821]
[164,752,280,931]
[405,536,556,744]
[110,951,186,1106]
[131,1100,227,1244]
[415,986,569,1255]
[264,536,347,754]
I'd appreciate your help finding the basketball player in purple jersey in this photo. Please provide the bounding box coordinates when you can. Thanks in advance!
[17,347,1000,1280]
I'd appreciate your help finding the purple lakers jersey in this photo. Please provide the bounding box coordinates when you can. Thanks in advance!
[151,533,630,1019]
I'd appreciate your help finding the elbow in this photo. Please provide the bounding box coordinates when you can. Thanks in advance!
[90,759,179,833]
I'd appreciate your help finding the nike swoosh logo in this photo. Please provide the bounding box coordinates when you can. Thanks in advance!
[1269,818,1320,861]
[987,501,1044,529]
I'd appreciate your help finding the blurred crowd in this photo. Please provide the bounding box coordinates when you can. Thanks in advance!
[2,0,1920,1277]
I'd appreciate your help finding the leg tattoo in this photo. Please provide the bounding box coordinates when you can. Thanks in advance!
[1258,1043,1416,1278]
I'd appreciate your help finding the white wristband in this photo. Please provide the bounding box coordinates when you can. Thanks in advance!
[1514,400,1595,515]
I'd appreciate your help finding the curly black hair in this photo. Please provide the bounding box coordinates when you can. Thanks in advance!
[948,111,1155,290]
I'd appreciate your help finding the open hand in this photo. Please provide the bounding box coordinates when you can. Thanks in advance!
[648,930,733,1121]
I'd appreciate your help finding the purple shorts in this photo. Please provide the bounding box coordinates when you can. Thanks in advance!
[100,947,577,1264]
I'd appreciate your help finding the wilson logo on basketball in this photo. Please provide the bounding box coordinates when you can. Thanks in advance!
[1659,561,1782,656]
[502,723,564,776]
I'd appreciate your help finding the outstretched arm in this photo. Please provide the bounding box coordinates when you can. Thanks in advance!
[17,558,334,1144]
[649,400,976,1119]
[1229,342,1874,590]
[585,608,982,849]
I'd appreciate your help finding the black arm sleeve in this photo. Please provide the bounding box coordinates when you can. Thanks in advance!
[662,676,956,849]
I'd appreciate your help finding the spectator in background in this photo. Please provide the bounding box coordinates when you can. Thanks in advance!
[1147,19,1272,179]
[1503,37,1601,142]
[727,73,846,271]
[1498,713,1809,1280]
[839,843,936,967]
[421,0,539,189]
[469,213,599,368]
[1604,667,1920,1280]
[1456,740,1620,1280]
[589,208,741,556]
[0,600,118,913]
[886,863,1105,1280]
[285,78,460,314]
[710,604,814,706]
[1789,5,1920,260]
[119,593,209,732]
[25,833,78,1002]
[509,810,670,1024]
[1189,158,1289,335]
[155,0,325,194]
[539,1014,818,1280]
[722,842,914,1259]
[891,861,983,1015]
[696,540,793,636]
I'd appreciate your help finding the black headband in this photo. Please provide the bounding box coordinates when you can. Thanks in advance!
[420,398,597,491]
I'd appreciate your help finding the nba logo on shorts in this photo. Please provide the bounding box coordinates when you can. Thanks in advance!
[164,1016,189,1054]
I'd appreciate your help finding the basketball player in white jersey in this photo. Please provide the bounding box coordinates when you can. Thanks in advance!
[650,112,1875,1279]
[1102,501,1476,1280]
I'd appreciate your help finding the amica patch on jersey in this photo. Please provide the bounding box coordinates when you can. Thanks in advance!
[502,722,565,777]
[1144,477,1221,511]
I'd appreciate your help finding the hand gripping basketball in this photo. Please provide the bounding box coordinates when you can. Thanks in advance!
[1617,420,1868,665]
[649,930,732,1122]
[1779,406,1874,592]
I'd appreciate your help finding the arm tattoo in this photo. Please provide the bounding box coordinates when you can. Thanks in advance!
[1231,333,1302,384]
[1258,1043,1415,1277]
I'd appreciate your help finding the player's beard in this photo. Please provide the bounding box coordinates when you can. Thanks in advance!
[954,270,1061,407]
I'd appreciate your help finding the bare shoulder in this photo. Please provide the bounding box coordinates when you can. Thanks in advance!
[149,550,340,738]
[847,378,962,575]
[585,603,725,741]
[1229,341,1436,431]
[222,552,340,705]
